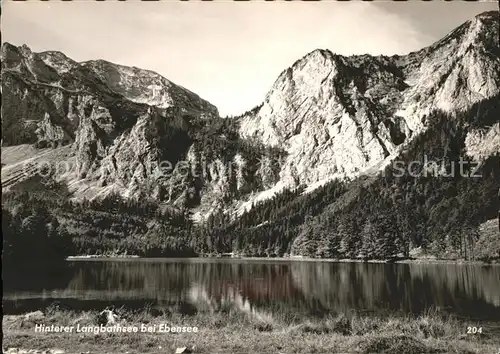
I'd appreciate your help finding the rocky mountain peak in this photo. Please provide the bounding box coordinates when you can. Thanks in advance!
[81,60,218,116]
[239,11,499,191]
[2,43,282,210]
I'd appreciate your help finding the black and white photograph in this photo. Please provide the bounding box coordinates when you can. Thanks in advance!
[2,0,500,353]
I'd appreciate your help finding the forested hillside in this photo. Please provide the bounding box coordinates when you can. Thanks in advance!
[198,97,500,260]
[2,189,195,259]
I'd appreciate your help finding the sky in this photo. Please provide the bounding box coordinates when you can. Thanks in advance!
[2,1,497,116]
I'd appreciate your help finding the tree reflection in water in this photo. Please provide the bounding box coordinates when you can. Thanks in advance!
[3,260,500,321]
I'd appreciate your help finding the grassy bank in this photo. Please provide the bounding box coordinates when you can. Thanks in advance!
[3,306,499,354]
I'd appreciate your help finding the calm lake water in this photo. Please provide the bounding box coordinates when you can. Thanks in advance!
[3,259,500,321]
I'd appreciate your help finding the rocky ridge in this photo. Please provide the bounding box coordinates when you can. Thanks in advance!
[1,43,281,212]
[238,11,499,194]
[2,11,499,218]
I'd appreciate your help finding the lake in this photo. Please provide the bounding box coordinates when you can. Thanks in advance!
[3,259,500,321]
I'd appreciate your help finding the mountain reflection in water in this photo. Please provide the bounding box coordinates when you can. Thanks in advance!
[3,259,500,321]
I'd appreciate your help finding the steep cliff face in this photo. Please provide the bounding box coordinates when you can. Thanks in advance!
[465,123,500,162]
[238,11,500,189]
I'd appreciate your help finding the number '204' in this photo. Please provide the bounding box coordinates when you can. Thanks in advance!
[467,326,483,334]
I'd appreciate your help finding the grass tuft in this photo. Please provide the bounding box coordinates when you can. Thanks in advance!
[359,335,444,354]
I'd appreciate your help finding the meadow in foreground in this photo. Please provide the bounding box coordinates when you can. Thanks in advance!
[3,305,499,354]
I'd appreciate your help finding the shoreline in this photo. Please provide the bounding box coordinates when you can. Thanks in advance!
[65,255,500,265]
[66,255,140,260]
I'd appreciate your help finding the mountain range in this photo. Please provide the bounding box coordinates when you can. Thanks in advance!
[2,11,499,260]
